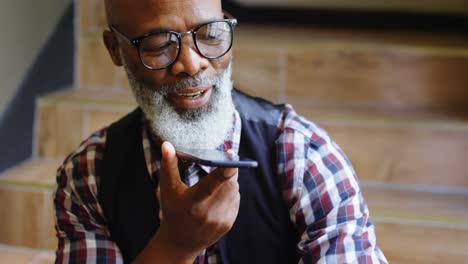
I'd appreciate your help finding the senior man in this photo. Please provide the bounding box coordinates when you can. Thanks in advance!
[54,0,388,263]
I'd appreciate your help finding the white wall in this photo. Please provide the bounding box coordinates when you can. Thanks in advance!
[0,0,69,116]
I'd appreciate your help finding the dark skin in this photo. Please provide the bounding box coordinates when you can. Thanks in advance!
[103,0,240,263]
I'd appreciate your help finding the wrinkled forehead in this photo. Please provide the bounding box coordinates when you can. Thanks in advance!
[105,0,223,29]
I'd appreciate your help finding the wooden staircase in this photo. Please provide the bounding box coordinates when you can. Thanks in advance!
[1,0,468,263]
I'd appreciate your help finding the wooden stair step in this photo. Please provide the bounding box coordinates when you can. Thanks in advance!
[37,88,468,188]
[234,43,468,115]
[77,32,468,115]
[77,13,468,115]
[1,158,467,261]
[78,0,468,50]
[292,104,468,189]
[0,159,60,250]
[36,87,136,159]
[363,184,468,263]
[363,184,468,228]
[0,244,54,264]
[375,221,468,263]
[361,184,468,263]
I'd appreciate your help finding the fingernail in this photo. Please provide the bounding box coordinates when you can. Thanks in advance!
[162,141,175,157]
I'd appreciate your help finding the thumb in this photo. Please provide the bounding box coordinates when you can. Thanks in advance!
[159,141,185,194]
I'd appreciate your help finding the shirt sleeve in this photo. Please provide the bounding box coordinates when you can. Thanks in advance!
[276,105,388,264]
[53,129,124,263]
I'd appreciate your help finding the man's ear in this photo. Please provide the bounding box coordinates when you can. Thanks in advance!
[103,30,123,66]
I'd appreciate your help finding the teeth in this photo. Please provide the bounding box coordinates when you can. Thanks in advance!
[177,90,203,98]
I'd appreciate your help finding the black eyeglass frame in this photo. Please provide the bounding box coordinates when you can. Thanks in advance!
[110,18,238,70]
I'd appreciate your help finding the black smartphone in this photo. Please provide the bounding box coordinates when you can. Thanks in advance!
[175,149,258,168]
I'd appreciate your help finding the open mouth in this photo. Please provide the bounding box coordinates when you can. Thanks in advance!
[176,89,205,98]
[169,86,213,109]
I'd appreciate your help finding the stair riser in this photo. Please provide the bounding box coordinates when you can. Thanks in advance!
[36,100,133,159]
[2,182,467,263]
[362,187,468,224]
[78,0,468,36]
[78,37,130,89]
[78,34,468,114]
[37,97,468,188]
[0,185,55,250]
[0,245,54,264]
[287,48,468,113]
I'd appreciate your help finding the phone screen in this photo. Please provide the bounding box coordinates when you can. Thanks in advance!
[175,149,258,168]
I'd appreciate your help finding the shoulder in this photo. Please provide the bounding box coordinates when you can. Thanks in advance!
[56,127,108,190]
[275,104,356,183]
[57,108,142,181]
[54,127,110,233]
[62,127,107,166]
[275,105,361,215]
[277,104,333,150]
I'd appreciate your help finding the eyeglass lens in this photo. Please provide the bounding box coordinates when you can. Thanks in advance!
[138,21,233,69]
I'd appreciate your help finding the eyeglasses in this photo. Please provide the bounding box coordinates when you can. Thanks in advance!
[110,19,237,70]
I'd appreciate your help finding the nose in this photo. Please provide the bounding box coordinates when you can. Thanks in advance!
[169,33,209,77]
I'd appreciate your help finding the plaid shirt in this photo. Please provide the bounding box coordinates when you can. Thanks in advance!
[54,104,388,263]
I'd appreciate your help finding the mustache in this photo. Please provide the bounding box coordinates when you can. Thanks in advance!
[159,73,222,94]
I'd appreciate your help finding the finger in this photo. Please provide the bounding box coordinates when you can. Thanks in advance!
[192,167,238,200]
[225,150,238,181]
[159,141,186,193]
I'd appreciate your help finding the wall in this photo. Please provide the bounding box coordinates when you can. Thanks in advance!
[0,0,70,118]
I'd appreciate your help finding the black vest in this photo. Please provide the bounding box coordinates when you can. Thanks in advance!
[99,90,301,263]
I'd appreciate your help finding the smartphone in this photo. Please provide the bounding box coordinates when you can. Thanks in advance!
[175,149,258,168]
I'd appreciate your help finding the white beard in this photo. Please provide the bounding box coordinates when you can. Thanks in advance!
[122,60,235,150]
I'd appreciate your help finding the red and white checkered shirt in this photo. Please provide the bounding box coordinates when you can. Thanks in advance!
[54,104,388,263]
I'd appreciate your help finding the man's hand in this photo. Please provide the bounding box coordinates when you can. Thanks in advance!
[149,141,240,262]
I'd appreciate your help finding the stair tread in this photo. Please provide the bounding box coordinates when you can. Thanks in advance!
[41,87,468,127]
[293,103,468,127]
[375,221,468,263]
[36,88,468,189]
[363,184,468,228]
[0,244,54,264]
[0,159,61,188]
[40,86,136,106]
[1,159,467,228]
